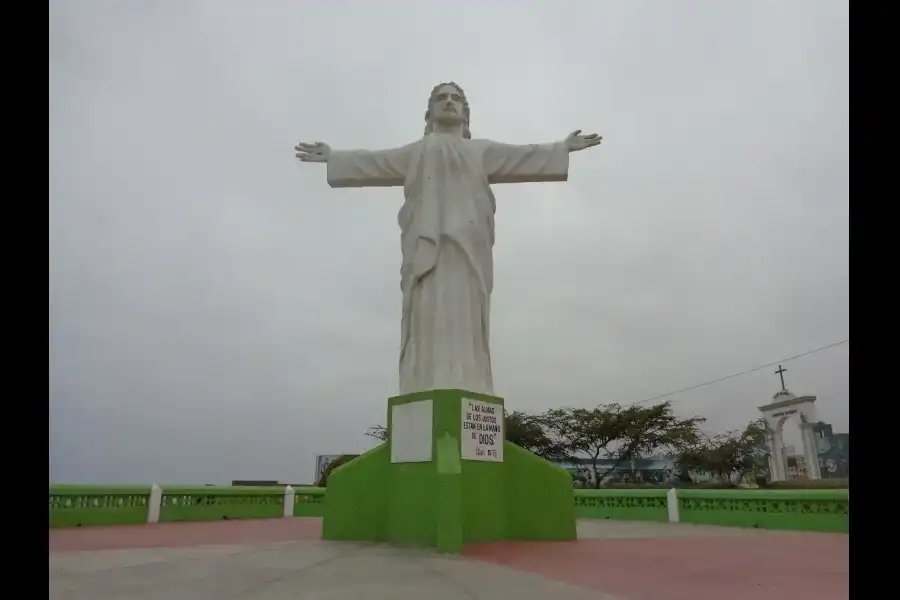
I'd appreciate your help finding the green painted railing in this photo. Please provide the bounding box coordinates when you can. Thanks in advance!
[49,485,848,533]
[574,488,669,522]
[160,487,285,522]
[293,486,327,516]
[675,488,848,533]
[49,485,152,528]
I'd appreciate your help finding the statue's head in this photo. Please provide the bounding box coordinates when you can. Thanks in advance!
[423,82,471,139]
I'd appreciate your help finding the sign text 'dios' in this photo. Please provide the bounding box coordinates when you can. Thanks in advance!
[461,398,503,462]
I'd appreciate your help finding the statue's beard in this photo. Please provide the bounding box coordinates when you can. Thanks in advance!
[423,114,470,139]
[430,117,465,131]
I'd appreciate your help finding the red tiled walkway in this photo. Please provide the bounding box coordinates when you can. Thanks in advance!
[465,532,849,600]
[50,518,848,600]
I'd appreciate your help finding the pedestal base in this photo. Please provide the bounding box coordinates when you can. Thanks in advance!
[321,389,576,552]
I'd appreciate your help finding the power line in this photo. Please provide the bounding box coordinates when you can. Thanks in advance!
[624,339,849,407]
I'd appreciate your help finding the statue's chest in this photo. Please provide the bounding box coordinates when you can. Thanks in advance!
[418,136,481,177]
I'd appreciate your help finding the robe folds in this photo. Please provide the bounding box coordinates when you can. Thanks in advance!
[327,133,569,395]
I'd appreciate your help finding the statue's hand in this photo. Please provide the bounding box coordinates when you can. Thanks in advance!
[564,130,603,152]
[294,141,331,163]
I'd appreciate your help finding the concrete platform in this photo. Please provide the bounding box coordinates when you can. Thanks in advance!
[50,518,848,600]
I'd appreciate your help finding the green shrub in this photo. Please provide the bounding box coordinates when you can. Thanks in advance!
[599,483,665,489]
[572,479,850,490]
[692,481,737,489]
[764,478,848,489]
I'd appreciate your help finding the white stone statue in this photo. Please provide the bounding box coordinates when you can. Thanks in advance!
[294,82,602,396]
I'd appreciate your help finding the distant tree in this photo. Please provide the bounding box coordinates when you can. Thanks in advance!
[600,403,705,485]
[741,417,770,481]
[365,425,388,441]
[504,410,568,461]
[675,418,769,484]
[542,406,618,487]
[543,402,704,488]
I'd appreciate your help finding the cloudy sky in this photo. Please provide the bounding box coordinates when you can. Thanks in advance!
[49,0,849,484]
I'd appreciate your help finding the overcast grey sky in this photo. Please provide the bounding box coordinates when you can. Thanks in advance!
[49,0,849,484]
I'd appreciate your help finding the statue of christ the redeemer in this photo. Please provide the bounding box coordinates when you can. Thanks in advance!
[294,82,602,397]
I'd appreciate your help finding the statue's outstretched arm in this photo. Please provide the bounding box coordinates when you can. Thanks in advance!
[294,140,412,188]
[481,140,569,185]
[481,130,602,185]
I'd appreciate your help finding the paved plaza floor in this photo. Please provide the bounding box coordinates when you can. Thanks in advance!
[49,518,848,600]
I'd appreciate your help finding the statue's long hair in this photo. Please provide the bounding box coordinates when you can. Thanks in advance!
[423,81,471,139]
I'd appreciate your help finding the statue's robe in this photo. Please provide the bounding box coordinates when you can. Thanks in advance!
[327,133,569,395]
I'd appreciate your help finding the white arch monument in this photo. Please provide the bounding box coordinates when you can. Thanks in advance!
[758,376,823,482]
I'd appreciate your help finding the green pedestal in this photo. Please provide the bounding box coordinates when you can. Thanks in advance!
[321,389,576,552]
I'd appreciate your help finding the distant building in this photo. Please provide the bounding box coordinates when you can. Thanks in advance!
[314,454,361,484]
[230,480,310,487]
[781,448,808,479]
[231,480,281,487]
[315,455,344,484]
[552,457,674,485]
[812,423,849,479]
[776,423,849,480]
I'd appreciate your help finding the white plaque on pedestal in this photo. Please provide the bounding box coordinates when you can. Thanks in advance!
[390,399,434,463]
[460,398,503,462]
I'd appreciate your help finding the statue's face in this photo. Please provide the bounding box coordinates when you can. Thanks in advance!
[430,84,465,125]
